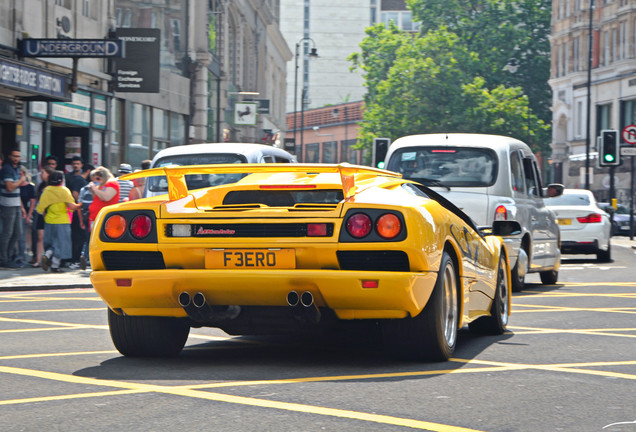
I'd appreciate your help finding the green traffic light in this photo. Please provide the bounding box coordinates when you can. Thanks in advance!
[604,154,614,162]
[377,161,385,169]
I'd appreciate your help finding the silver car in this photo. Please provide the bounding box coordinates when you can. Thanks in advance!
[385,133,563,290]
[145,143,296,197]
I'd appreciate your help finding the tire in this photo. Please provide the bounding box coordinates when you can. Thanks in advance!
[597,240,611,263]
[539,269,558,285]
[511,247,528,292]
[382,252,458,361]
[469,253,509,334]
[108,308,190,357]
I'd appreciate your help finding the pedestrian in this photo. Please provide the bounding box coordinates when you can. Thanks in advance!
[116,163,134,202]
[31,166,54,267]
[88,166,120,228]
[0,149,27,268]
[141,159,152,170]
[36,170,81,273]
[18,166,36,266]
[67,156,87,268]
[78,171,96,270]
[35,155,59,190]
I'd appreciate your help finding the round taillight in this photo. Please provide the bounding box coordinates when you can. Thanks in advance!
[376,213,401,239]
[494,205,507,221]
[104,215,127,239]
[130,214,153,239]
[346,213,372,238]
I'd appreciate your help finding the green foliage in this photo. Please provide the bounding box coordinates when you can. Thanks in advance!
[351,0,552,156]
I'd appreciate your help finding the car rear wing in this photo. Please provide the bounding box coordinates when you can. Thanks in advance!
[121,163,401,202]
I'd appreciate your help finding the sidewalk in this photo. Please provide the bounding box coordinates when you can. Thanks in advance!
[0,264,93,291]
[0,237,634,292]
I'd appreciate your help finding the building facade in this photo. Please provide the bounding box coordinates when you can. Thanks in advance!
[549,0,636,204]
[0,0,289,174]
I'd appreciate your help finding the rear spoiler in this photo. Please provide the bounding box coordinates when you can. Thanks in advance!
[121,163,401,201]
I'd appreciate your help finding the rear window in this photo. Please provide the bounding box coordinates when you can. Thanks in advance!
[387,147,498,187]
[147,153,247,193]
[546,194,591,206]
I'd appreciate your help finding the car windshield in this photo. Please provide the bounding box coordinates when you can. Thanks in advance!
[386,147,497,187]
[147,153,248,193]
[546,193,591,206]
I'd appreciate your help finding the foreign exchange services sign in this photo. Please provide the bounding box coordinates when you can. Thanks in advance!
[19,39,124,58]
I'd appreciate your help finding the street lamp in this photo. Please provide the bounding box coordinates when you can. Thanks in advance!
[293,37,318,161]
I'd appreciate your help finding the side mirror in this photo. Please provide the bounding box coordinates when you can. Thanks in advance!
[491,220,522,237]
[545,183,564,198]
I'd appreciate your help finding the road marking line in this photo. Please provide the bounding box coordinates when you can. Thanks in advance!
[0,308,105,314]
[0,389,145,406]
[0,316,107,329]
[0,365,484,432]
[0,350,117,360]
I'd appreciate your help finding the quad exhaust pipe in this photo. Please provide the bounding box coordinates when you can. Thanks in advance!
[287,290,321,323]
[179,292,240,323]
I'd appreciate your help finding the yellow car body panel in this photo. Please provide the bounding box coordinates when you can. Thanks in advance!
[90,163,509,338]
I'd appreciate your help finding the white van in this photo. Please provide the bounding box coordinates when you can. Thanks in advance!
[145,143,296,197]
[385,133,563,290]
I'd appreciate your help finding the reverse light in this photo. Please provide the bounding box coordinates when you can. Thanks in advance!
[104,215,127,239]
[577,213,603,223]
[376,213,401,239]
[346,213,372,238]
[307,223,328,237]
[171,224,192,237]
[494,205,508,221]
[130,214,153,239]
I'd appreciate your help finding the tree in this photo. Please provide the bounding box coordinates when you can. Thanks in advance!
[350,0,552,156]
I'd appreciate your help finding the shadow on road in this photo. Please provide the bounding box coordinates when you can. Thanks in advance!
[73,325,514,383]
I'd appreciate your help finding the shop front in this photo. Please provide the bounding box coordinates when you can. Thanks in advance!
[29,90,107,172]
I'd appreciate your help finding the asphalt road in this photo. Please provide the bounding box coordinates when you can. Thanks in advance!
[0,241,634,432]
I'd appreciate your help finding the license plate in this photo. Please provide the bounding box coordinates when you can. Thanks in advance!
[205,249,295,269]
[557,218,572,225]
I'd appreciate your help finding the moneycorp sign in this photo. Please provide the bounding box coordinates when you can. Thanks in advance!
[19,39,124,58]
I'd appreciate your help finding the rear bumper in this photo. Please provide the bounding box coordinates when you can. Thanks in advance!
[560,239,600,254]
[90,269,438,320]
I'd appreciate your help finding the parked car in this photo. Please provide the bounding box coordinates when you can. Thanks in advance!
[145,143,297,197]
[598,202,634,236]
[385,133,563,290]
[546,190,612,262]
[90,163,520,362]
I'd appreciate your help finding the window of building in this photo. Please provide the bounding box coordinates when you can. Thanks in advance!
[381,11,420,32]
[620,21,627,60]
[322,142,337,163]
[603,30,609,66]
[576,100,584,138]
[82,0,90,17]
[153,108,169,158]
[305,143,319,163]
[596,104,611,138]
[170,113,185,146]
[573,37,580,72]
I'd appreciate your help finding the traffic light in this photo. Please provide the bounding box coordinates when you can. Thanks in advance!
[599,130,620,166]
[372,137,390,169]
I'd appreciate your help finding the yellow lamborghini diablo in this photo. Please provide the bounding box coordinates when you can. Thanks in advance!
[90,163,518,361]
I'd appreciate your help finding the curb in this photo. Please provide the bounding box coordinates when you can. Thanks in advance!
[0,284,93,292]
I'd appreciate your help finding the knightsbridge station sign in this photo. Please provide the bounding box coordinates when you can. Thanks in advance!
[19,39,124,58]
[0,57,69,101]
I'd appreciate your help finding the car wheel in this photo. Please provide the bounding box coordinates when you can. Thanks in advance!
[511,247,528,292]
[108,308,190,357]
[382,252,458,361]
[539,269,558,285]
[597,240,612,263]
[469,253,509,334]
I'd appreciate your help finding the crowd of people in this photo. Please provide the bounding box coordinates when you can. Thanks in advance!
[0,148,151,272]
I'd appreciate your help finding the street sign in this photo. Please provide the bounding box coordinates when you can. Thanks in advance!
[621,146,636,156]
[622,124,636,144]
[19,39,124,58]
